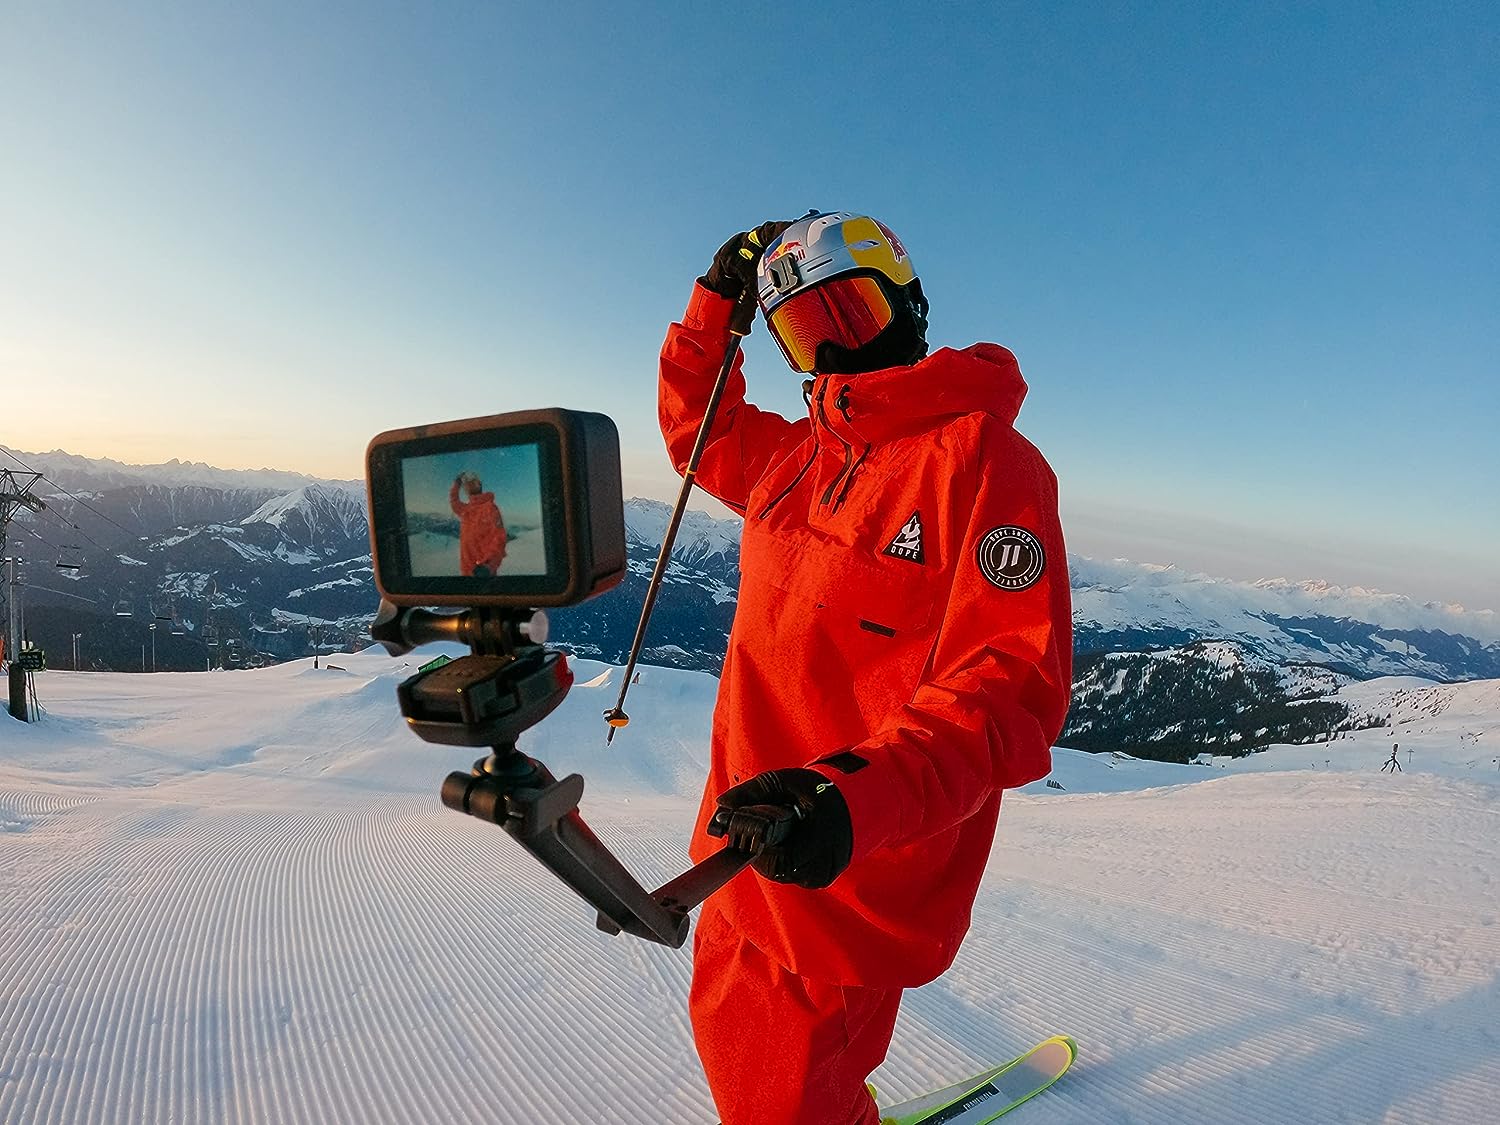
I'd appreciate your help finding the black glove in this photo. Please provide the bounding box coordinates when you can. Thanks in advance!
[707,768,853,889]
[699,220,793,301]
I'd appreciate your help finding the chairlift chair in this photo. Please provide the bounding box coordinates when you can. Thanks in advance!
[55,545,84,572]
[114,598,133,617]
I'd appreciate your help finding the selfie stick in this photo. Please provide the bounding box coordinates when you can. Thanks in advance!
[373,600,772,946]
[602,290,759,744]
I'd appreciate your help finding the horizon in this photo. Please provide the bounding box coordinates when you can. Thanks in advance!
[3,4,1495,612]
[6,440,1496,616]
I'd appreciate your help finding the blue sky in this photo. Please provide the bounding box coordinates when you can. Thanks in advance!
[2,2,1495,607]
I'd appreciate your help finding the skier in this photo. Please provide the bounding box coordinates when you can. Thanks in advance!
[448,472,507,576]
[659,212,1073,1124]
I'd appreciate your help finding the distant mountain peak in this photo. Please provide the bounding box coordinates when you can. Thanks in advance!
[622,497,741,566]
[3,444,357,494]
[242,483,368,545]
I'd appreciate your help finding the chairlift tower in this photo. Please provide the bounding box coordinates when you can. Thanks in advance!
[1,469,46,720]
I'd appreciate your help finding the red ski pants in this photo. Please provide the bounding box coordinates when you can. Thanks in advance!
[690,904,902,1125]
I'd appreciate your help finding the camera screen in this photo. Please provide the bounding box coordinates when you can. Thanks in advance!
[399,444,548,579]
[367,408,625,608]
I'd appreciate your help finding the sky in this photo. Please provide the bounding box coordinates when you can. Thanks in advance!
[2,2,1496,608]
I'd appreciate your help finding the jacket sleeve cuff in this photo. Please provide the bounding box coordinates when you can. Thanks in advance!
[683,281,734,334]
[807,756,902,863]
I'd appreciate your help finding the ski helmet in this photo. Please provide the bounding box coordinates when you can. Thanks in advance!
[756,211,928,375]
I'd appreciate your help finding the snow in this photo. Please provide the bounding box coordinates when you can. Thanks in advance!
[285,576,369,599]
[161,571,215,598]
[1071,555,1500,644]
[272,542,322,565]
[1,657,1497,1123]
[219,536,276,563]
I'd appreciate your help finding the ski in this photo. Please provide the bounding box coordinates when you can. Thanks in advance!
[880,1035,1076,1124]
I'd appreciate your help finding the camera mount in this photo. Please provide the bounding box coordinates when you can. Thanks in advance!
[371,600,753,947]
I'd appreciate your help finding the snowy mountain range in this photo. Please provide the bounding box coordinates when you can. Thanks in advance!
[7,448,1498,743]
[1070,556,1500,680]
[2,444,355,493]
[9,467,374,669]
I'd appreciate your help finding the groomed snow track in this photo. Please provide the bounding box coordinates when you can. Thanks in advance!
[2,657,1497,1123]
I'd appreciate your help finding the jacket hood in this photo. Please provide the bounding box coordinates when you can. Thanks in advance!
[814,343,1028,444]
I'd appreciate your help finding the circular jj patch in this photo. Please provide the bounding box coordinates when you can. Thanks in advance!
[976,526,1046,591]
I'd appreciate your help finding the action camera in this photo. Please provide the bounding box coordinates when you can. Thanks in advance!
[365,408,625,608]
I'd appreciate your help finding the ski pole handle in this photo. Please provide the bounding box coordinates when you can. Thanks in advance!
[727,287,758,337]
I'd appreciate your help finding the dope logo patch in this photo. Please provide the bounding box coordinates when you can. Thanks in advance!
[883,511,925,564]
[976,526,1045,591]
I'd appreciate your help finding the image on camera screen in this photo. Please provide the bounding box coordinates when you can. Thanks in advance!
[399,444,547,578]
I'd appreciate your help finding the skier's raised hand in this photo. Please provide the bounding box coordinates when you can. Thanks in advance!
[699,220,793,302]
[708,768,853,889]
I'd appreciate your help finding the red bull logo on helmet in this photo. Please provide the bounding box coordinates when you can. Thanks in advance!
[765,240,804,264]
[875,220,908,262]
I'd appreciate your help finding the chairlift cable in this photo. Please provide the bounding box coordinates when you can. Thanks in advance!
[0,449,139,539]
[11,580,100,605]
[13,523,87,571]
[29,495,112,553]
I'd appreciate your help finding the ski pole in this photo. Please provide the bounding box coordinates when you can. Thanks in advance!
[604,290,757,743]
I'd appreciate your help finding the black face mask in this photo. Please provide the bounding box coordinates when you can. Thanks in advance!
[813,279,929,376]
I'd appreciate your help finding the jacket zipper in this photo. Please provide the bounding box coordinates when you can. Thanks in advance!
[831,442,870,513]
[828,384,867,512]
[818,381,854,507]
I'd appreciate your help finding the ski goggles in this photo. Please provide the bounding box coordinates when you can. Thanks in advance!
[765,274,894,373]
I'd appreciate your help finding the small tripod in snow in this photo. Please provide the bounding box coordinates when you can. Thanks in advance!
[1382,743,1402,773]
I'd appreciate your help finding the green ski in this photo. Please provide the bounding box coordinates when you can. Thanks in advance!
[880,1035,1077,1124]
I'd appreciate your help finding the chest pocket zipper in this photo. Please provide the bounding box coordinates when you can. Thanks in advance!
[756,446,818,520]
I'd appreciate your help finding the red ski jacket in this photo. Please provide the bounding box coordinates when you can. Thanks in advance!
[449,484,508,576]
[660,283,1073,988]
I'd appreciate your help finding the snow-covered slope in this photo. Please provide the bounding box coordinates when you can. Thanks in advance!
[1,656,1496,1123]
